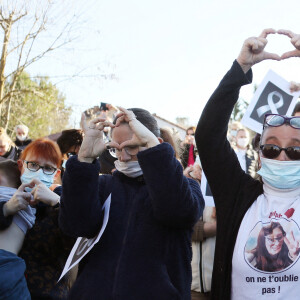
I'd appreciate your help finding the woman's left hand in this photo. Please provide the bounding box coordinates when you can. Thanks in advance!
[30,179,60,207]
[115,107,160,149]
[278,29,300,59]
[284,230,300,260]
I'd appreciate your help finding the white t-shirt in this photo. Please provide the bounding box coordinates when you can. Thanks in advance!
[231,182,300,299]
[235,148,247,172]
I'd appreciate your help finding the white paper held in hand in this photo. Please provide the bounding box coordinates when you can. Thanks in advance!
[58,193,111,282]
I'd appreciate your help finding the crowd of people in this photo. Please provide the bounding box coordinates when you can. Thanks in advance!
[1,28,300,300]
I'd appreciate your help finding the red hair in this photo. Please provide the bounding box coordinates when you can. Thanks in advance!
[20,138,62,167]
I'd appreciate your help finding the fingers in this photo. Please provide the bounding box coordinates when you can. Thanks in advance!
[259,28,276,39]
[116,107,136,122]
[106,141,121,150]
[262,51,281,61]
[281,49,300,60]
[89,117,108,128]
[291,36,300,48]
[278,29,295,39]
[290,81,300,92]
[119,139,141,149]
[81,113,88,131]
[291,230,296,242]
[87,119,115,132]
[18,182,35,192]
[30,178,42,186]
[115,114,125,127]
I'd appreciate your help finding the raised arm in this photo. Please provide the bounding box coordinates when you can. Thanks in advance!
[59,114,115,238]
[195,29,280,209]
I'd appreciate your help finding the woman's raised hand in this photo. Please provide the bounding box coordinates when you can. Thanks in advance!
[237,28,280,73]
[278,29,300,59]
[284,230,300,260]
[78,113,115,163]
[115,107,160,149]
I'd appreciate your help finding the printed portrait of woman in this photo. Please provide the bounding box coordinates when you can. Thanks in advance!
[245,221,300,272]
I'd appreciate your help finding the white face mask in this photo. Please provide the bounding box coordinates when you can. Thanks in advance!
[114,160,143,178]
[17,134,27,141]
[237,137,249,148]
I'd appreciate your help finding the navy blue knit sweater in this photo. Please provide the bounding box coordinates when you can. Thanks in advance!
[59,142,204,300]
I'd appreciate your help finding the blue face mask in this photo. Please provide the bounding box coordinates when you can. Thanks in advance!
[21,168,56,191]
[257,157,300,189]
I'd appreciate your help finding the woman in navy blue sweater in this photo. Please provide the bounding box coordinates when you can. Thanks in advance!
[59,107,204,300]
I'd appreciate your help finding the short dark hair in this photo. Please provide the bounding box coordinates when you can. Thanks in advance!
[56,129,84,154]
[0,160,21,188]
[113,108,160,137]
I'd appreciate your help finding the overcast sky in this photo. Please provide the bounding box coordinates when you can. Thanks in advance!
[27,0,300,127]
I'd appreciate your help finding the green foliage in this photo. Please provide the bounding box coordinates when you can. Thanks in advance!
[1,72,72,139]
[230,98,249,121]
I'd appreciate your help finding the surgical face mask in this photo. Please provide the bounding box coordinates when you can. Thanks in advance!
[17,134,27,141]
[230,130,237,137]
[237,137,249,148]
[21,168,56,191]
[114,160,143,178]
[257,157,300,189]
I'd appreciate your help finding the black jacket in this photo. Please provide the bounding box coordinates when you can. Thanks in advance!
[195,60,263,300]
[59,143,204,300]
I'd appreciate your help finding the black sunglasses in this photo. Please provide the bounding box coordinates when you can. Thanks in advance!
[263,114,300,129]
[260,144,300,160]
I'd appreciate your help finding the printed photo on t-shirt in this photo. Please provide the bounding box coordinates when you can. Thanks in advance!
[244,218,300,273]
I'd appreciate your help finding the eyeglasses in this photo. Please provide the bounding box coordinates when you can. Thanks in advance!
[263,114,300,130]
[24,160,57,175]
[108,146,140,158]
[259,144,300,160]
[265,235,284,244]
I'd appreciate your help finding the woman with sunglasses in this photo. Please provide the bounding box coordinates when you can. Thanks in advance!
[1,138,74,299]
[59,107,203,300]
[196,28,300,300]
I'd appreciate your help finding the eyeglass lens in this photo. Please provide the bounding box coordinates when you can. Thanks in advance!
[265,114,300,129]
[26,161,56,174]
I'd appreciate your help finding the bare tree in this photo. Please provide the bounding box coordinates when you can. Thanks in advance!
[0,0,77,130]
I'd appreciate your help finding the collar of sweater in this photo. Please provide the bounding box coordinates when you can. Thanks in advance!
[263,179,300,200]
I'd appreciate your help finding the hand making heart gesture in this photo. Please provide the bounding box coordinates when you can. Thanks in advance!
[237,28,280,73]
[278,29,300,59]
[78,113,116,163]
[114,107,160,149]
[237,28,300,73]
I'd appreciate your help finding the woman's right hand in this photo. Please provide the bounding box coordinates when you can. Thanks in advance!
[2,182,34,217]
[237,28,280,73]
[78,113,116,163]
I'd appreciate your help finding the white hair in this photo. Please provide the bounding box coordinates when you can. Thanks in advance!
[15,124,29,135]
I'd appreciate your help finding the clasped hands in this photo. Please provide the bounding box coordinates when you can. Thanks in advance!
[3,179,59,217]
[78,107,159,163]
[237,29,300,73]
